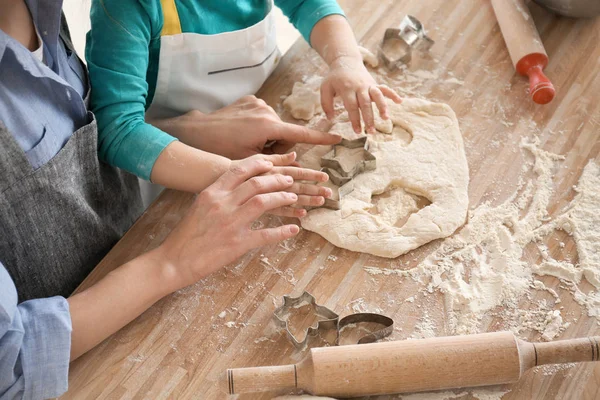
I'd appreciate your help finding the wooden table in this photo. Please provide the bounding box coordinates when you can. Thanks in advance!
[63,1,600,399]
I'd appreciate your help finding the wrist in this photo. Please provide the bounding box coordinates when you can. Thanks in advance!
[143,246,184,296]
[329,53,363,70]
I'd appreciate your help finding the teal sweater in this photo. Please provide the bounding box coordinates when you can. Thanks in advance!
[86,0,344,180]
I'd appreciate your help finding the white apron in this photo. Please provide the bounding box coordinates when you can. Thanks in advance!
[141,0,281,205]
[146,0,280,119]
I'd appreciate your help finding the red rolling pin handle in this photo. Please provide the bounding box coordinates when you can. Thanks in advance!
[515,53,555,105]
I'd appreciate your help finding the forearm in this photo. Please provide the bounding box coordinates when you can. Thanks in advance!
[67,247,179,361]
[150,141,231,193]
[310,14,361,66]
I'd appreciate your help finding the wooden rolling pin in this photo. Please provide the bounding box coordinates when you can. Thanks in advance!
[491,0,555,104]
[224,331,599,397]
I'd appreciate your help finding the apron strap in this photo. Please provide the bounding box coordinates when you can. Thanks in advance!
[160,0,183,36]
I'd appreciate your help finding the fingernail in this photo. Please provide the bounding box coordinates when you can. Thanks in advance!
[324,188,333,197]
[290,151,297,159]
[298,209,307,217]
[289,193,298,201]
[285,176,293,184]
[264,161,273,167]
[289,225,300,234]
[317,197,325,205]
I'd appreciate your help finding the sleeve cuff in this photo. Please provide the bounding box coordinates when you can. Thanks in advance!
[297,3,346,45]
[19,296,72,399]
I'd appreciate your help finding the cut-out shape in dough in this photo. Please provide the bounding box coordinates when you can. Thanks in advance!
[301,98,469,258]
[359,46,379,68]
[283,77,323,120]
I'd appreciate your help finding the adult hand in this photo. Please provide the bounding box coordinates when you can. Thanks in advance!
[158,158,302,288]
[232,152,332,218]
[320,56,402,134]
[152,95,342,159]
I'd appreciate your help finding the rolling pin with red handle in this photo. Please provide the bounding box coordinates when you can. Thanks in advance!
[491,0,555,104]
[224,331,600,397]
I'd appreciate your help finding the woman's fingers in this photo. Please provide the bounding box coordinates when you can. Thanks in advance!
[217,158,273,191]
[271,167,329,183]
[357,90,375,133]
[240,191,299,222]
[288,181,332,198]
[232,174,294,205]
[249,224,300,248]
[268,206,307,218]
[295,195,325,207]
[260,152,297,166]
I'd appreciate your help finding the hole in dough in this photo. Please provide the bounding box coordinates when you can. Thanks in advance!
[371,124,413,145]
[369,185,432,228]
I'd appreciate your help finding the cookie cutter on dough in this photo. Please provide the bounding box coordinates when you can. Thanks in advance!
[273,291,394,349]
[322,178,355,211]
[378,15,435,70]
[320,137,377,186]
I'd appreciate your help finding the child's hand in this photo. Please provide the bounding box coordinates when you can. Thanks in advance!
[320,56,402,134]
[231,152,332,218]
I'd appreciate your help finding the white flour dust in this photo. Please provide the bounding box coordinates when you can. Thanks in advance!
[368,138,600,338]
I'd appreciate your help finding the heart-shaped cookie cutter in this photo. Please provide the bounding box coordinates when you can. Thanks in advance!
[273,291,394,349]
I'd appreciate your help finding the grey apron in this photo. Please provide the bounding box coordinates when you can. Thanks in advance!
[0,17,143,302]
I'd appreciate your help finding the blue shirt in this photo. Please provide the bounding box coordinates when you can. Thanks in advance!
[0,0,76,398]
[0,264,72,399]
[0,0,89,170]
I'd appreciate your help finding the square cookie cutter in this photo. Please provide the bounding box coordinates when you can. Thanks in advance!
[378,15,435,70]
[273,291,394,349]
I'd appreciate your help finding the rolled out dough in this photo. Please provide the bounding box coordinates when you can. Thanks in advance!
[300,98,469,258]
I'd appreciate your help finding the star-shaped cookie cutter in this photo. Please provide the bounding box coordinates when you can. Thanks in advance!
[320,136,377,187]
[273,291,394,349]
[378,15,434,70]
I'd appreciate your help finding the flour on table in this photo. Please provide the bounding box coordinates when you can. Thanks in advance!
[301,97,469,258]
[359,45,379,68]
[404,137,600,336]
[283,77,323,120]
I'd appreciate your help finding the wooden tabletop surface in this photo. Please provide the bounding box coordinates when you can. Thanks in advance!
[63,0,600,399]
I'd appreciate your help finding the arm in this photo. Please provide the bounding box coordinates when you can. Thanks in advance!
[87,0,339,196]
[69,158,300,359]
[0,264,71,399]
[0,159,301,398]
[86,0,213,187]
[275,0,344,44]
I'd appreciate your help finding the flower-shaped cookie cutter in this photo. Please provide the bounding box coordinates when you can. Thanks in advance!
[273,291,394,349]
[273,291,339,349]
[378,15,435,70]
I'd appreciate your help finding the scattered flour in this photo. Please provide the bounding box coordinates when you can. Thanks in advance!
[401,138,600,337]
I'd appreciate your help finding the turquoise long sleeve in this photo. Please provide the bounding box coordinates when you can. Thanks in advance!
[86,0,344,180]
[86,0,176,181]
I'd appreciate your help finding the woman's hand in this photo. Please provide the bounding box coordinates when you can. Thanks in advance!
[320,55,402,134]
[149,95,341,159]
[158,157,303,289]
[231,152,332,218]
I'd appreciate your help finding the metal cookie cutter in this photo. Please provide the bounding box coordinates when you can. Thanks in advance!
[378,15,435,70]
[322,178,354,211]
[273,291,394,349]
[321,137,377,187]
